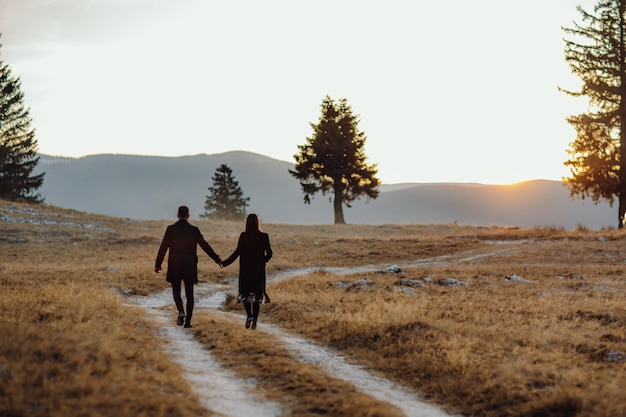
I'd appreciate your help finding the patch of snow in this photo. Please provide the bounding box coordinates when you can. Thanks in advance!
[504,274,533,283]
[394,287,417,295]
[604,349,626,363]
[400,279,423,288]
[0,205,112,231]
[580,283,613,291]
[384,265,402,273]
[437,278,469,286]
[483,240,535,245]
[558,273,585,280]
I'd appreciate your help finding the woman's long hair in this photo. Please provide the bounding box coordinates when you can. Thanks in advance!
[245,213,260,232]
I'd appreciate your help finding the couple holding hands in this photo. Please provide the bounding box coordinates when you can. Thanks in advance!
[155,206,272,329]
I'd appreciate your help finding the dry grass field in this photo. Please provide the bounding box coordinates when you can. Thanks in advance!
[1,199,625,416]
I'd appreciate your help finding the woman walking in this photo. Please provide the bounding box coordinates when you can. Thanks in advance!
[220,214,272,329]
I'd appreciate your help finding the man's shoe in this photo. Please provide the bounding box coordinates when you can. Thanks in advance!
[245,316,253,329]
[177,311,185,326]
[251,319,257,330]
[184,322,192,328]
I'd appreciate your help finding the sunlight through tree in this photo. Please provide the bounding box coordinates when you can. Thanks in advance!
[562,0,626,228]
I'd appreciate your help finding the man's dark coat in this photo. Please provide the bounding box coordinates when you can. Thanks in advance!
[155,219,221,283]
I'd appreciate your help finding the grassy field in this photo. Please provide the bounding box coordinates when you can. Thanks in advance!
[1,200,625,416]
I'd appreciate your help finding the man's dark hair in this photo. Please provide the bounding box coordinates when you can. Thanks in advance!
[178,205,190,218]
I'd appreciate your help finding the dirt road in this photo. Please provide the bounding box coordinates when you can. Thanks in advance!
[131,261,458,417]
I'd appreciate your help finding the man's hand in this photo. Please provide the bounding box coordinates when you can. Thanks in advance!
[155,268,162,273]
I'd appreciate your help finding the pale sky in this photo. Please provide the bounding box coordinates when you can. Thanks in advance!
[0,0,597,184]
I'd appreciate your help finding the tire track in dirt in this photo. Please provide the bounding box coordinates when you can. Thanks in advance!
[130,290,282,417]
[270,247,516,281]
[216,310,452,417]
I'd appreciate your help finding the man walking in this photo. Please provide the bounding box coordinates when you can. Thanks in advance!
[155,205,221,328]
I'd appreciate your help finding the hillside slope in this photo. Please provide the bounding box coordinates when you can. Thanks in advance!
[35,151,615,228]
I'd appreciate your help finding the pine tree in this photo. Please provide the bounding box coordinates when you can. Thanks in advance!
[289,95,380,224]
[201,164,249,221]
[0,38,44,202]
[562,0,626,227]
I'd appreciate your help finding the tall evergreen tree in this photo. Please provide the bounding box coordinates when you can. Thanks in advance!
[201,164,249,221]
[290,95,380,224]
[562,0,626,227]
[0,38,44,202]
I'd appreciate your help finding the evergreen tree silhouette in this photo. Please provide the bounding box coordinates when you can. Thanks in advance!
[0,37,44,202]
[201,164,249,220]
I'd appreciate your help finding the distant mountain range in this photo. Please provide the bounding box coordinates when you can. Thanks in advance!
[34,151,616,229]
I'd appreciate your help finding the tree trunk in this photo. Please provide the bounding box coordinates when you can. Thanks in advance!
[333,184,346,224]
[617,0,626,229]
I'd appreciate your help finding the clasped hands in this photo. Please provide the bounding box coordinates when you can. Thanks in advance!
[154,261,224,273]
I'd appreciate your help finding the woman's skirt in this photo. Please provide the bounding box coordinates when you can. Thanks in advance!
[237,291,271,304]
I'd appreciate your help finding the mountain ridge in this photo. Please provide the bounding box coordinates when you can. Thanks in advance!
[34,151,615,229]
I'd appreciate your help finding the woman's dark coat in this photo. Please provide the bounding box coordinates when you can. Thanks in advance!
[221,231,272,295]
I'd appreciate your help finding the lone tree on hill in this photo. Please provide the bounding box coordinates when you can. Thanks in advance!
[290,95,380,224]
[0,37,44,202]
[201,164,249,221]
[562,0,626,228]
